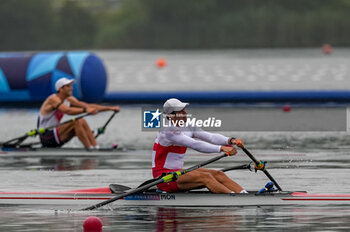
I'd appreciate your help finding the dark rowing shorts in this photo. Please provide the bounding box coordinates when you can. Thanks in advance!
[39,128,64,147]
[153,168,180,192]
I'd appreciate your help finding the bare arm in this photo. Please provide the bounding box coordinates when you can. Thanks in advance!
[68,97,120,114]
[40,95,85,116]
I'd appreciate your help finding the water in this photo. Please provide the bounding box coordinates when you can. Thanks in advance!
[1,206,350,231]
[1,49,350,231]
[1,139,350,231]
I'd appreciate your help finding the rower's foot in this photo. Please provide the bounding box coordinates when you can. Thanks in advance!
[87,145,100,150]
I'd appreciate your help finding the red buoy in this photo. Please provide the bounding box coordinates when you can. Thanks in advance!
[322,44,332,55]
[283,104,291,112]
[83,216,103,232]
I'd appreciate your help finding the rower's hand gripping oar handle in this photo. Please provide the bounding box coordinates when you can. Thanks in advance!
[241,146,283,191]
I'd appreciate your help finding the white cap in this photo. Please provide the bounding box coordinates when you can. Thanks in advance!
[163,98,189,114]
[55,77,75,91]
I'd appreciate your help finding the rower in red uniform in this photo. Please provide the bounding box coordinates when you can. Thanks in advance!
[152,98,247,194]
[37,77,119,149]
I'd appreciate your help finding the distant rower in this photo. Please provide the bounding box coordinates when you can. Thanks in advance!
[37,77,119,149]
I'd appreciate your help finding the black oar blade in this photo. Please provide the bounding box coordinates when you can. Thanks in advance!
[109,184,131,193]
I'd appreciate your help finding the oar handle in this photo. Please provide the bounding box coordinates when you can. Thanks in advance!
[183,153,228,174]
[241,147,283,191]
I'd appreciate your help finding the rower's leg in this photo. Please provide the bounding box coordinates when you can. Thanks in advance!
[58,120,91,148]
[80,119,97,147]
[200,168,244,193]
[177,169,233,193]
[73,119,96,148]
[56,123,75,143]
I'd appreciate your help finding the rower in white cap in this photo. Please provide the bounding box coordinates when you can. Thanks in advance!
[37,77,119,149]
[152,98,248,194]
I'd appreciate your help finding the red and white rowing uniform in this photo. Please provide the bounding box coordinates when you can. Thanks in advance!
[152,125,230,192]
[37,96,69,147]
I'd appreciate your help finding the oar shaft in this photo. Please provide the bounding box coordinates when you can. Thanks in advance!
[49,113,90,131]
[95,111,116,139]
[241,147,282,191]
[183,153,228,174]
[221,164,250,172]
[241,147,259,164]
[262,170,282,191]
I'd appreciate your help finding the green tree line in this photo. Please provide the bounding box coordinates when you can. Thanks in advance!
[1,0,350,51]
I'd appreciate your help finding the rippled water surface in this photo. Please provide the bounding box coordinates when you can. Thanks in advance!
[1,142,350,231]
[1,49,350,231]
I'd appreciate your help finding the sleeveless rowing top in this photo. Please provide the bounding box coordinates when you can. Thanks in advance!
[37,97,70,128]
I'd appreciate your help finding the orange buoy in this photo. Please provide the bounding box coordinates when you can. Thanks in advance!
[156,58,167,68]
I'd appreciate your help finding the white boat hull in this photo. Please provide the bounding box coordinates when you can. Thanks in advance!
[1,188,350,209]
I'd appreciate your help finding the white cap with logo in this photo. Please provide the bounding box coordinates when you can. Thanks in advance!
[163,98,189,114]
[55,77,75,91]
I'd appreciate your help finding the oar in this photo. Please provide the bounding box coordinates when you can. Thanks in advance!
[95,111,117,139]
[1,113,89,147]
[112,162,252,193]
[241,146,283,191]
[108,163,252,194]
[82,153,229,210]
[221,163,252,172]
[137,163,252,188]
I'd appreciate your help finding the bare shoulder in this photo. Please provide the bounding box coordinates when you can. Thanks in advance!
[40,95,60,114]
[47,95,61,105]
[67,96,79,104]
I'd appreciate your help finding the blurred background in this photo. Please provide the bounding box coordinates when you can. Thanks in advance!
[1,0,350,50]
[1,0,350,148]
[0,0,350,51]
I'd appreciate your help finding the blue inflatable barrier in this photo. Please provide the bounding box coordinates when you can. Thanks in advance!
[0,51,107,103]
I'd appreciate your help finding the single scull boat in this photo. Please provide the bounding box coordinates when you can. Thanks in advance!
[0,185,349,209]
